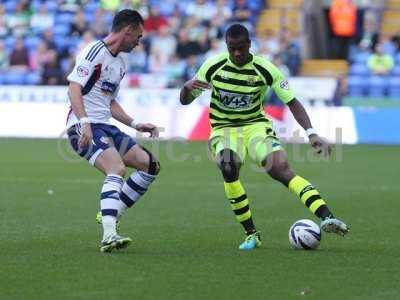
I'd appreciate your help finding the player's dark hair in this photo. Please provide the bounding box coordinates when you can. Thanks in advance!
[112,9,144,32]
[225,24,250,42]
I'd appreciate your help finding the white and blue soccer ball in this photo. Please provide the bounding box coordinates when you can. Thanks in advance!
[289,219,321,250]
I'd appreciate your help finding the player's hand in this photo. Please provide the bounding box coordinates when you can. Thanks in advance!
[309,134,331,157]
[184,78,210,91]
[78,123,93,149]
[135,123,159,138]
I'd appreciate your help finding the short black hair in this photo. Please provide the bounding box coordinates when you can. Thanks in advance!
[112,9,144,32]
[225,24,250,41]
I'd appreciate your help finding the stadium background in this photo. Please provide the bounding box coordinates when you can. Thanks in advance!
[0,0,399,143]
[0,1,399,300]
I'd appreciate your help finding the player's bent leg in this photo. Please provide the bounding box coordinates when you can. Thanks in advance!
[263,150,295,186]
[216,148,241,182]
[216,149,259,248]
[94,147,126,176]
[94,148,132,251]
[123,144,160,175]
[263,150,349,236]
[116,144,160,216]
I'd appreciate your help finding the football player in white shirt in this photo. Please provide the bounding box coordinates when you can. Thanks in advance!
[66,9,160,253]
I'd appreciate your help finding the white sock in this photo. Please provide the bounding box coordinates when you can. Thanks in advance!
[100,174,123,239]
[119,171,156,216]
[102,216,117,240]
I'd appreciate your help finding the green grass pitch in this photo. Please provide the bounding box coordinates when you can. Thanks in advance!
[0,138,399,300]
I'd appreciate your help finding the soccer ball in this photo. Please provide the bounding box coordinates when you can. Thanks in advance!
[289,219,321,250]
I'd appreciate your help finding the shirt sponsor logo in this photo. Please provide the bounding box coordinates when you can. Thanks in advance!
[77,65,89,77]
[280,80,290,90]
[219,90,252,109]
[101,81,117,93]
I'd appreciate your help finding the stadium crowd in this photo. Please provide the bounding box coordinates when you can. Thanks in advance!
[1,0,399,98]
[0,0,301,88]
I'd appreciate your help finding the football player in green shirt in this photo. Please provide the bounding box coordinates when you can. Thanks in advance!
[180,24,349,250]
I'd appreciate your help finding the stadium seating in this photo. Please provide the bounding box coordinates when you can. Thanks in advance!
[352,52,370,64]
[25,72,41,85]
[3,72,26,85]
[300,60,349,77]
[347,76,367,97]
[368,76,389,97]
[388,76,400,98]
[268,0,303,9]
[349,63,370,76]
[392,65,400,76]
[24,36,41,50]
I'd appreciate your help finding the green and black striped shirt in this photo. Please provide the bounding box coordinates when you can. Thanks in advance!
[194,52,295,130]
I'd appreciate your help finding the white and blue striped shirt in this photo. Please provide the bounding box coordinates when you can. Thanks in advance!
[66,40,128,128]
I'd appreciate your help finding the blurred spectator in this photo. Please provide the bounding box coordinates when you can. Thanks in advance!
[231,0,254,30]
[257,29,280,60]
[207,0,232,40]
[379,34,397,56]
[215,0,232,24]
[9,38,30,71]
[127,44,147,73]
[0,4,8,38]
[150,25,176,61]
[144,6,168,34]
[183,55,199,81]
[42,29,57,50]
[120,0,134,9]
[70,9,88,37]
[165,55,185,87]
[0,0,304,87]
[392,34,400,53]
[157,0,177,17]
[90,9,110,38]
[205,39,224,59]
[101,0,121,11]
[148,25,177,73]
[332,75,347,106]
[272,54,290,77]
[185,18,205,42]
[279,30,301,76]
[30,41,52,71]
[166,9,183,35]
[129,0,149,19]
[367,43,394,75]
[30,4,54,34]
[0,41,9,70]
[357,17,378,51]
[197,26,211,54]
[176,29,202,59]
[59,0,82,12]
[42,50,64,85]
[328,0,357,59]
[6,0,31,37]
[78,31,96,52]
[186,0,217,22]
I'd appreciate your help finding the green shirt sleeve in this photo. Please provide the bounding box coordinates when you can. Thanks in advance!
[195,60,209,83]
[193,53,228,98]
[267,61,295,104]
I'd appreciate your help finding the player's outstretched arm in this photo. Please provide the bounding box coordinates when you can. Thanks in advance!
[68,82,92,148]
[287,98,331,157]
[180,78,210,105]
[110,100,159,138]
